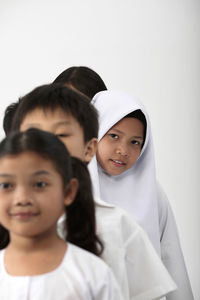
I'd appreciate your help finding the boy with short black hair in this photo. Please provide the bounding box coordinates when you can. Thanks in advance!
[11,84,98,163]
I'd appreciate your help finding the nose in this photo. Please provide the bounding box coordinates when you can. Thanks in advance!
[13,187,33,206]
[116,143,128,157]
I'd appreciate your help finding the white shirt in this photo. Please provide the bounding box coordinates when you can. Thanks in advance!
[157,183,194,300]
[0,243,123,300]
[58,201,176,300]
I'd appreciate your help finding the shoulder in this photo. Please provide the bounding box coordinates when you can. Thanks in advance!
[95,196,139,229]
[156,181,170,207]
[156,181,179,238]
[66,243,122,298]
[156,181,172,223]
[96,202,141,240]
[156,181,176,216]
[67,243,113,275]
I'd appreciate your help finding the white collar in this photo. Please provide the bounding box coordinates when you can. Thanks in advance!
[94,196,115,208]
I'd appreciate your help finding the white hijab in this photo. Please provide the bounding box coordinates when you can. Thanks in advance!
[89,90,161,254]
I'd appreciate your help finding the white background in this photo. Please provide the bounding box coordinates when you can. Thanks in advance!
[0,0,199,298]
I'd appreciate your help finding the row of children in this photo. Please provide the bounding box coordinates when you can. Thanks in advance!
[0,66,194,299]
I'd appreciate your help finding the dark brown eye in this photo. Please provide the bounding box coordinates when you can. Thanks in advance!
[0,182,12,189]
[56,134,69,138]
[109,133,118,139]
[34,181,47,188]
[131,140,140,145]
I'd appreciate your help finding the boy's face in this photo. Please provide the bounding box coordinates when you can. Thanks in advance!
[20,108,97,162]
[96,117,144,176]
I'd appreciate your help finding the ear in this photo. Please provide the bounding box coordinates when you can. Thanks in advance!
[84,138,98,163]
[64,178,79,206]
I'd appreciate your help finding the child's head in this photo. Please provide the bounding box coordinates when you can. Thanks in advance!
[96,109,146,176]
[3,66,105,137]
[53,66,107,99]
[11,84,99,162]
[0,129,102,255]
[0,128,76,246]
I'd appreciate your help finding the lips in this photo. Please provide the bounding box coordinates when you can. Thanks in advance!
[110,159,126,167]
[9,212,39,220]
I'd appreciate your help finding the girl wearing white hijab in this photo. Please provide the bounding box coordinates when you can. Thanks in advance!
[89,90,194,300]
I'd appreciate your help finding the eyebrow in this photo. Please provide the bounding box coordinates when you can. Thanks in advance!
[109,128,144,140]
[22,121,71,130]
[0,174,13,178]
[32,170,52,176]
[0,170,51,178]
[51,121,71,127]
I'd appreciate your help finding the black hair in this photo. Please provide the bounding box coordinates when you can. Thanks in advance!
[125,109,147,146]
[0,128,103,256]
[69,157,103,255]
[11,84,99,141]
[3,102,19,135]
[53,66,107,100]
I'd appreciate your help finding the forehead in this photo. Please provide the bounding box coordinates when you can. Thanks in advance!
[110,117,144,134]
[20,107,81,129]
[0,152,57,173]
[21,107,72,123]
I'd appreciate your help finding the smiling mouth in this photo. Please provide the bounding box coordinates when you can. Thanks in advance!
[110,159,126,167]
[10,212,39,220]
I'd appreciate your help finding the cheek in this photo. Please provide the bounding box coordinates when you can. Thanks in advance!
[97,139,111,157]
[42,194,65,217]
[130,148,141,163]
[96,144,112,171]
[59,138,76,156]
[61,138,85,160]
[0,200,9,214]
[59,139,71,152]
[96,148,105,167]
[0,203,10,228]
[96,144,106,163]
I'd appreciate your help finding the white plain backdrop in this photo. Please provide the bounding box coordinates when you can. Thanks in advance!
[0,0,199,298]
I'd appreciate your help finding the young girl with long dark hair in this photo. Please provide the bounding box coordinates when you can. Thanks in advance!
[0,128,122,300]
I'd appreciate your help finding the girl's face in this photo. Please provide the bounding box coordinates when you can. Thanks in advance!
[0,152,77,240]
[96,117,144,176]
